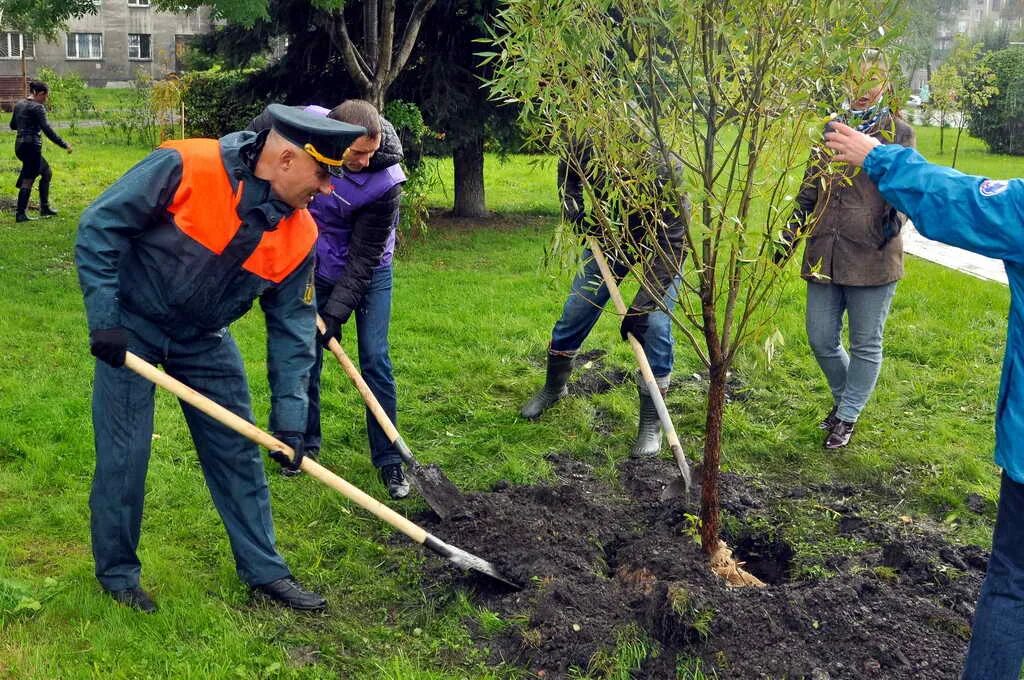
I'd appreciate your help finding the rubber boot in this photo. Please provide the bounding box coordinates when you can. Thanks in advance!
[15,188,33,222]
[38,178,57,217]
[520,352,574,420]
[630,374,671,457]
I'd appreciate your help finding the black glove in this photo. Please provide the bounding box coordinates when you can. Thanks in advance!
[620,307,650,345]
[773,228,797,266]
[90,327,129,367]
[878,207,902,249]
[269,431,305,472]
[318,314,343,348]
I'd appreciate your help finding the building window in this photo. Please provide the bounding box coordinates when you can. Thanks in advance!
[127,0,150,6]
[66,33,103,59]
[128,33,151,60]
[0,32,33,59]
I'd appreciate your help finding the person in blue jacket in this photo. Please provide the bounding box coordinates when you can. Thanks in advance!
[825,120,1024,680]
[75,104,365,613]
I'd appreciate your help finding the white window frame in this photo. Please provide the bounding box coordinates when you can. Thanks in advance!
[128,33,151,60]
[66,32,103,60]
[127,0,150,6]
[0,32,33,60]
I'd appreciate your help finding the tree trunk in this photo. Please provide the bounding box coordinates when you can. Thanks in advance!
[699,360,727,556]
[952,118,965,169]
[939,114,945,155]
[452,137,487,218]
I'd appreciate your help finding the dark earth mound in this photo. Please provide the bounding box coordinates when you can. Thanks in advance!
[418,453,986,679]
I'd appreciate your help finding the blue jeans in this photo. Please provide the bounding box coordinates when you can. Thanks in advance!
[962,472,1024,679]
[306,266,400,469]
[805,281,897,423]
[550,249,680,377]
[90,321,290,591]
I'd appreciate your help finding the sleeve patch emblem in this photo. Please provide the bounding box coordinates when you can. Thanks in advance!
[980,179,1009,197]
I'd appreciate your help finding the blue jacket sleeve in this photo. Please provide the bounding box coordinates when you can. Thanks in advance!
[259,255,316,433]
[74,148,182,331]
[864,144,1024,264]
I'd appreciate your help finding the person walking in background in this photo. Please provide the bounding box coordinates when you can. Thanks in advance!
[9,80,72,222]
[825,116,1024,680]
[777,51,915,449]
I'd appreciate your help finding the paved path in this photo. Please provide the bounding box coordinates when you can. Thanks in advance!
[903,220,1007,285]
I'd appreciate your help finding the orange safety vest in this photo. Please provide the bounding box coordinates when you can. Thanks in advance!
[161,138,317,284]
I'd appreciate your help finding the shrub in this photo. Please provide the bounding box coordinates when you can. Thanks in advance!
[181,69,263,138]
[968,47,1024,155]
[36,66,94,133]
[383,99,438,241]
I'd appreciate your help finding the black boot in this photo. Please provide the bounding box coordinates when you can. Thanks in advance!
[105,586,158,613]
[520,352,574,420]
[38,178,57,217]
[630,374,670,457]
[252,577,327,611]
[15,188,33,222]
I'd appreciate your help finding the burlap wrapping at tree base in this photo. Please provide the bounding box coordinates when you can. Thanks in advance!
[710,540,767,588]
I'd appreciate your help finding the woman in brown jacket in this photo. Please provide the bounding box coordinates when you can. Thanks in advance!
[784,53,915,449]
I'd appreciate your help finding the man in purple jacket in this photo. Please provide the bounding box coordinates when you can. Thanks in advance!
[254,101,410,497]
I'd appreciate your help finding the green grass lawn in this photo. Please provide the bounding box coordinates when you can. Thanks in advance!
[0,123,1017,678]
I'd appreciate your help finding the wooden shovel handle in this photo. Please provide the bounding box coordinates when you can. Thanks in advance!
[122,351,428,544]
[316,317,401,444]
[585,238,690,476]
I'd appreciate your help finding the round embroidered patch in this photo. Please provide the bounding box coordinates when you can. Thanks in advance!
[980,179,1009,197]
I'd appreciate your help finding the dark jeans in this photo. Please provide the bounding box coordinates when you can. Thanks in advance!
[14,141,49,187]
[90,322,290,591]
[961,472,1024,679]
[306,266,400,469]
[550,248,680,377]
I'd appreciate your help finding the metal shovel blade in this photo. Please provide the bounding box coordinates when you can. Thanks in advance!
[408,462,464,521]
[424,534,521,590]
[660,443,693,501]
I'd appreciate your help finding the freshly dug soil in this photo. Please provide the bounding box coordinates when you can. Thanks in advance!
[419,453,986,679]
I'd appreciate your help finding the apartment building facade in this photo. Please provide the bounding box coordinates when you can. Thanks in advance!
[0,2,214,86]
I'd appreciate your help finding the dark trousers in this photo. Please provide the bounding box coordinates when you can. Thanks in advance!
[962,472,1024,679]
[90,325,291,591]
[306,266,400,469]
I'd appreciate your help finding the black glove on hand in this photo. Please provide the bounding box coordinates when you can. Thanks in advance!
[620,307,650,345]
[773,228,797,266]
[90,327,129,367]
[878,207,902,249]
[269,431,305,472]
[318,314,343,348]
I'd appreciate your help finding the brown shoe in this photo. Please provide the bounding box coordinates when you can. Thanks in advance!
[824,419,855,449]
[818,405,839,430]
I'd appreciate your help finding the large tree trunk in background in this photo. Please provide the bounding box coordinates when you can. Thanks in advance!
[452,137,487,218]
[699,361,727,556]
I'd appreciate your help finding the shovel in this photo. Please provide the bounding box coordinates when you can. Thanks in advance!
[318,317,465,520]
[585,236,693,500]
[122,351,520,590]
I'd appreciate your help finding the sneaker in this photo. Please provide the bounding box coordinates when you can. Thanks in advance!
[818,405,839,431]
[15,213,34,223]
[824,419,855,449]
[379,463,410,499]
[105,586,158,613]
[39,207,58,217]
[252,577,326,611]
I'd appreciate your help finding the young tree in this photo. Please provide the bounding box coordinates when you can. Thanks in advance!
[929,36,999,166]
[486,0,896,568]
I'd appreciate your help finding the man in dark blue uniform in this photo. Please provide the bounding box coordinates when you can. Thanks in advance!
[826,120,1024,680]
[75,105,365,613]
